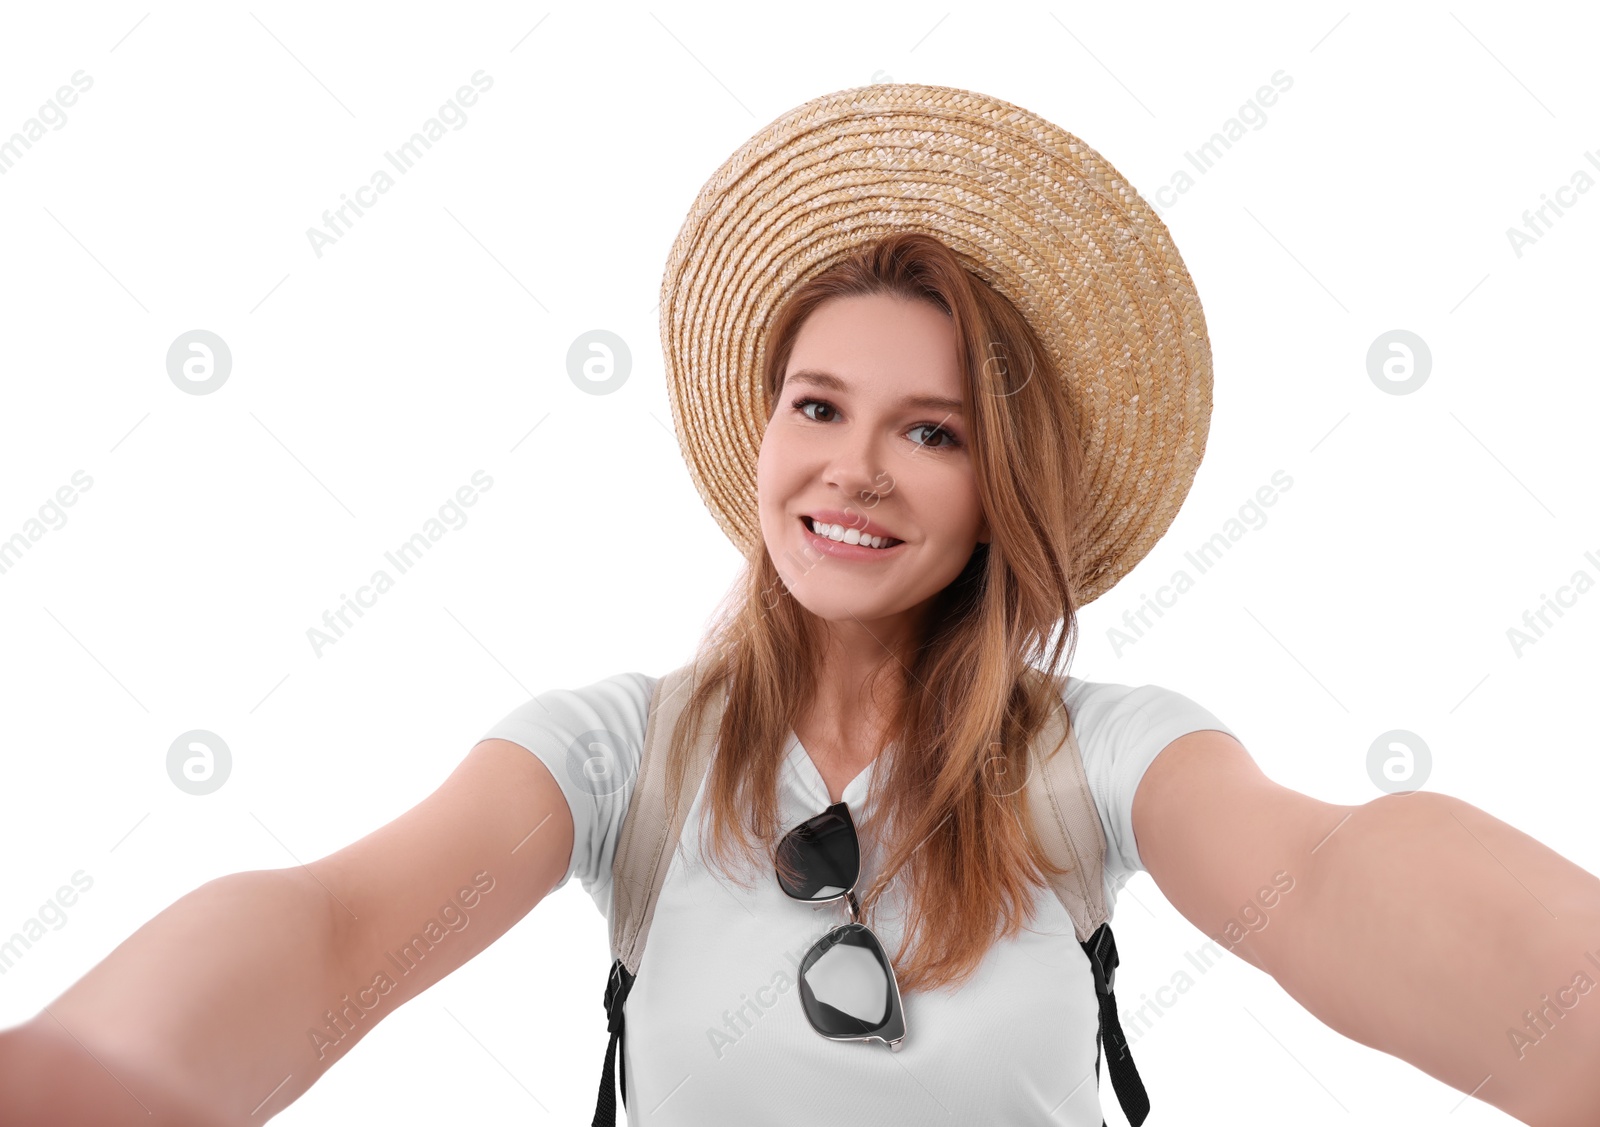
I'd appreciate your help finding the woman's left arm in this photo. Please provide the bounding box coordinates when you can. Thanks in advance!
[1131,729,1600,1127]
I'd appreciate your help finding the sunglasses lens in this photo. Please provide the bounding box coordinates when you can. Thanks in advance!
[797,923,905,1040]
[775,808,859,901]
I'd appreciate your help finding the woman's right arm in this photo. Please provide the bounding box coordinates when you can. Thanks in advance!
[0,736,575,1126]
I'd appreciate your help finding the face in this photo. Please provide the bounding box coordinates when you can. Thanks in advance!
[757,292,990,641]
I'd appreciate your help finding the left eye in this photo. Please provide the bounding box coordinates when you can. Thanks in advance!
[909,423,957,448]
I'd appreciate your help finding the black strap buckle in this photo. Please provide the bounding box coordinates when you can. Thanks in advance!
[1083,922,1119,997]
[604,959,634,1033]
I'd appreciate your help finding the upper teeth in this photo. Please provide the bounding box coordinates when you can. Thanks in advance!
[807,517,897,549]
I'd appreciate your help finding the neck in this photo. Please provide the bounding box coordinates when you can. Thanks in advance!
[799,623,912,761]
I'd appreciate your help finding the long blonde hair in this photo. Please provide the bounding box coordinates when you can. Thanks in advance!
[665,230,1092,995]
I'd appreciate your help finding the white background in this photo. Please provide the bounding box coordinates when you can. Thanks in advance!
[1,2,1596,1124]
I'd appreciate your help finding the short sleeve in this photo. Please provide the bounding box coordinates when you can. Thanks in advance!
[1061,679,1236,913]
[478,671,657,922]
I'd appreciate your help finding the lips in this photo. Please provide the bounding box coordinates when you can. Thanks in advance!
[800,508,902,544]
[802,515,903,547]
[798,517,908,560]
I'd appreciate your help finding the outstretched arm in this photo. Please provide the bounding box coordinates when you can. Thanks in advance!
[0,737,574,1125]
[1132,729,1600,1127]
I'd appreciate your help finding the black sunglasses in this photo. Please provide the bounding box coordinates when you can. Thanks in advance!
[774,799,907,1051]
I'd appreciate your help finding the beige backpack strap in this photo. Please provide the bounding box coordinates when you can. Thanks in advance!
[597,662,722,1125]
[1026,683,1152,1124]
[1023,685,1110,943]
[609,658,724,974]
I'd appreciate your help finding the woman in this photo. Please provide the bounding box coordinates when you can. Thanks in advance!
[3,85,1598,1127]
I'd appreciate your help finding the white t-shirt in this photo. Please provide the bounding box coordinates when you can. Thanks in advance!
[480,671,1234,1126]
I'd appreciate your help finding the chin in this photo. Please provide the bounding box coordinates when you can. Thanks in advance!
[788,588,890,623]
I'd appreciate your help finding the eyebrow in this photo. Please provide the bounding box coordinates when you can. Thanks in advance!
[784,369,965,416]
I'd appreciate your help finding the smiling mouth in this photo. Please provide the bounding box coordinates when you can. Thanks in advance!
[801,515,904,549]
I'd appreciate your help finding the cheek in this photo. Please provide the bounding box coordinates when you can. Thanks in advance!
[755,432,802,520]
[754,431,782,492]
[758,427,812,484]
[933,471,984,529]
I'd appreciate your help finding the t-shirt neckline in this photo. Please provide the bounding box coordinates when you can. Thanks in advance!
[783,730,880,811]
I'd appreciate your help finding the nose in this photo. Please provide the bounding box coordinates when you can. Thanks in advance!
[822,431,893,513]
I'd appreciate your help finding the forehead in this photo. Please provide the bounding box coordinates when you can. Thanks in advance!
[784,293,963,404]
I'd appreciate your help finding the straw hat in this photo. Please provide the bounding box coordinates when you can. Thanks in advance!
[658,83,1214,606]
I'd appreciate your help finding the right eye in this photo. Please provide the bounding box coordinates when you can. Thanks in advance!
[793,396,836,422]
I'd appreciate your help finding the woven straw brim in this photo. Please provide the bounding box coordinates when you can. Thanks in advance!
[659,83,1213,606]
